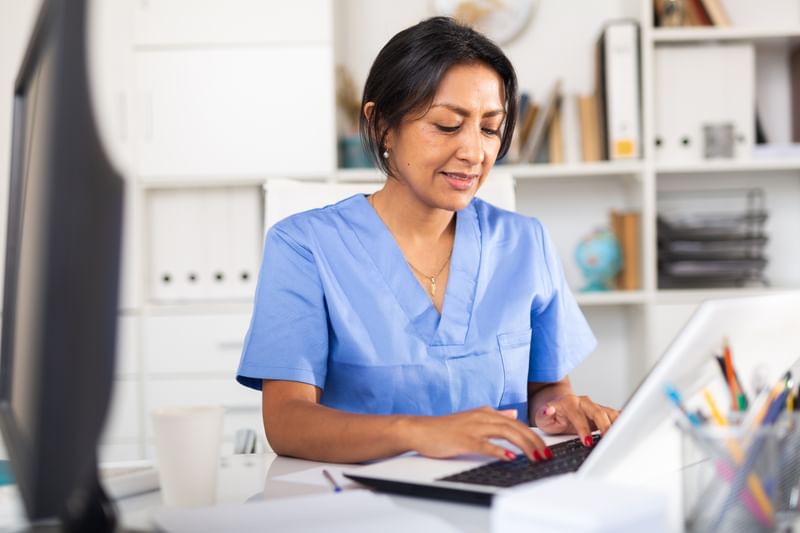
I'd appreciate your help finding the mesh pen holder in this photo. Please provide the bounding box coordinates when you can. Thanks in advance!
[679,414,800,533]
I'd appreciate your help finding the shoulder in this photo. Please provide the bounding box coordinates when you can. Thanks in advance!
[470,197,546,243]
[269,194,363,247]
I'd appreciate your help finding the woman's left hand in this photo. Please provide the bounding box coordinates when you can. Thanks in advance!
[533,394,619,447]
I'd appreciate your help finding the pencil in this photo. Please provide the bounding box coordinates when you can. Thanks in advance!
[322,469,342,493]
[701,388,774,521]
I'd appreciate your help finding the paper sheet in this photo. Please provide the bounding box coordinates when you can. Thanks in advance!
[271,465,361,490]
[153,490,461,533]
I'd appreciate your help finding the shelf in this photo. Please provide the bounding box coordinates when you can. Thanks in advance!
[138,175,268,189]
[335,161,644,183]
[655,158,800,175]
[575,290,647,306]
[651,27,800,46]
[655,287,800,305]
[142,301,254,316]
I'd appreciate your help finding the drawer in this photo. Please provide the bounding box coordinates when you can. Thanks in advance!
[142,313,251,374]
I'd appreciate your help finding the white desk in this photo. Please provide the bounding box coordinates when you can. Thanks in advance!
[117,453,491,532]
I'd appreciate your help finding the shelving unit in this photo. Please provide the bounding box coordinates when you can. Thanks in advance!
[4,0,800,463]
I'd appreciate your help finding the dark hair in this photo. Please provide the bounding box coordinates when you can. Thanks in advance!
[360,17,518,175]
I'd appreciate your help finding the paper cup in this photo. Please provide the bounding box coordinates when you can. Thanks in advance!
[151,405,225,507]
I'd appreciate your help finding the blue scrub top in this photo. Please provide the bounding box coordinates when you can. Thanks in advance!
[237,194,596,422]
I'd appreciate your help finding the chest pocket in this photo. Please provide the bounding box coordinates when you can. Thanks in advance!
[497,328,532,406]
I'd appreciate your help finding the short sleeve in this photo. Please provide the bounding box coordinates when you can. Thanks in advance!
[236,223,329,391]
[528,220,597,382]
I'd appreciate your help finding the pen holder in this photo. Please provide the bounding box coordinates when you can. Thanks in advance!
[679,414,800,533]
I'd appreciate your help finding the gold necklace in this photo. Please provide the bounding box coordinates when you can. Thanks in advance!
[368,193,453,297]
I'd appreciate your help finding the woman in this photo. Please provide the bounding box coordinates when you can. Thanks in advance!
[237,17,618,464]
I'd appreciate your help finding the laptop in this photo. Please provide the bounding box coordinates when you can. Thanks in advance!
[344,292,800,504]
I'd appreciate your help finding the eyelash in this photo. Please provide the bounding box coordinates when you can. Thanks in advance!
[435,124,500,136]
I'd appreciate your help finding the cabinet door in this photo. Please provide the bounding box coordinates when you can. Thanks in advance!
[142,312,252,375]
[134,46,335,178]
[133,0,332,47]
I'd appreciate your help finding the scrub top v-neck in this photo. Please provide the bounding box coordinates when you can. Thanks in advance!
[237,194,595,420]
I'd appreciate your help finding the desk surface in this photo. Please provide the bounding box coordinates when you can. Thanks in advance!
[118,453,491,532]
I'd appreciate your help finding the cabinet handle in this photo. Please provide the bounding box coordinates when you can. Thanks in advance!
[217,341,243,351]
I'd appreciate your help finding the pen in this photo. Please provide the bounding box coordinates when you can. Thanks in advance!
[702,388,774,521]
[322,469,342,493]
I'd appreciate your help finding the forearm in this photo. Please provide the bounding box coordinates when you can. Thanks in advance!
[265,399,418,463]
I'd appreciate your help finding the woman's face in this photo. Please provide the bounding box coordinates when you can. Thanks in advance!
[384,63,506,212]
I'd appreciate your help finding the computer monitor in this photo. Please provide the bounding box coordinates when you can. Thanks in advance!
[0,0,124,530]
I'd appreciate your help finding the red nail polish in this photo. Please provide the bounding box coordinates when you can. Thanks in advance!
[584,436,593,447]
[504,450,516,460]
[544,447,554,460]
[533,450,542,461]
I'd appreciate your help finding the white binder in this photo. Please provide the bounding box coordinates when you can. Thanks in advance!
[602,20,641,161]
[654,44,755,163]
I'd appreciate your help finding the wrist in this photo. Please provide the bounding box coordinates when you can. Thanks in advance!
[390,415,425,454]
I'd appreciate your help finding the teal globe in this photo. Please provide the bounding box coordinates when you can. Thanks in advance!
[575,228,622,292]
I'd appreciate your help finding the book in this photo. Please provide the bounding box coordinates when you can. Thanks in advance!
[561,93,582,163]
[699,0,732,27]
[518,103,539,156]
[791,46,800,143]
[548,97,564,164]
[598,20,642,161]
[611,210,641,290]
[686,0,713,26]
[519,79,562,163]
[578,94,602,162]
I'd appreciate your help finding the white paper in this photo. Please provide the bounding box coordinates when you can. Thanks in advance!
[153,490,461,533]
[271,465,361,490]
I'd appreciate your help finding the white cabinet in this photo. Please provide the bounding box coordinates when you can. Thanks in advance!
[141,313,251,375]
[133,46,335,179]
[132,0,333,46]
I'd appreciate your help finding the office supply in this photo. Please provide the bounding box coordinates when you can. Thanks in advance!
[492,474,669,533]
[272,466,360,490]
[597,20,642,160]
[152,490,462,533]
[0,0,125,530]
[100,462,160,500]
[653,43,754,163]
[322,469,343,493]
[344,293,800,505]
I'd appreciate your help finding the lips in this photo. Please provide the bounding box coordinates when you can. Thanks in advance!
[441,171,478,191]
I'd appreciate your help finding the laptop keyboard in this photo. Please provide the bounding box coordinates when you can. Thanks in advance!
[438,434,601,488]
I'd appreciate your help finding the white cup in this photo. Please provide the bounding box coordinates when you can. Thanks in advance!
[151,405,225,507]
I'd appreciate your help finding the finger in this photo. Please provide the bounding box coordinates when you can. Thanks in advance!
[476,439,519,462]
[485,419,548,461]
[589,406,612,435]
[535,403,569,434]
[499,408,518,419]
[561,400,593,447]
[606,407,621,424]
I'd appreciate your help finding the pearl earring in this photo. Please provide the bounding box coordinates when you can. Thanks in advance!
[382,150,389,159]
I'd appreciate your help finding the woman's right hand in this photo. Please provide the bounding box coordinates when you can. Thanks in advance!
[405,406,551,462]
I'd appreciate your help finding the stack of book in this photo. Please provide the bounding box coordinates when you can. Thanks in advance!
[657,189,769,288]
[654,0,731,28]
[505,19,641,165]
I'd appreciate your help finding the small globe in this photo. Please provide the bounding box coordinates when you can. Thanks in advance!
[575,228,622,292]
